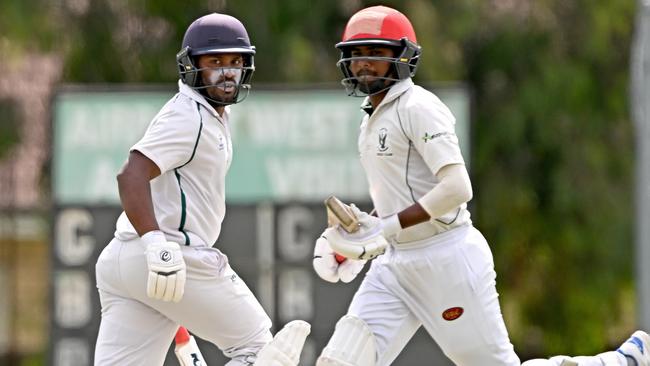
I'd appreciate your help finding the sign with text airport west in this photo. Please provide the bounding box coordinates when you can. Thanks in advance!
[52,86,470,204]
[50,85,468,366]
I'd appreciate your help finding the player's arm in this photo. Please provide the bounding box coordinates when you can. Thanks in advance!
[118,150,186,303]
[394,163,472,229]
[116,150,161,236]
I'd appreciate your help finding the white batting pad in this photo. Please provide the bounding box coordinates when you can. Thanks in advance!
[253,320,311,366]
[317,315,376,366]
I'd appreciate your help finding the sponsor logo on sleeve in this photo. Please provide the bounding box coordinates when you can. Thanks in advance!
[423,131,454,143]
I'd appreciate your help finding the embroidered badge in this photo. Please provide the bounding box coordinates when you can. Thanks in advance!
[376,128,393,156]
[218,135,225,151]
[378,128,388,152]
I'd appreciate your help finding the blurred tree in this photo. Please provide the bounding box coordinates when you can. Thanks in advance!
[464,0,636,357]
[0,100,20,157]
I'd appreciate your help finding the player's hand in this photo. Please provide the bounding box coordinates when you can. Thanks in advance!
[324,205,388,260]
[313,235,366,283]
[143,232,186,302]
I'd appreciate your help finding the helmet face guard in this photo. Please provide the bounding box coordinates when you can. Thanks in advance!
[177,46,255,105]
[336,38,421,97]
[176,13,256,105]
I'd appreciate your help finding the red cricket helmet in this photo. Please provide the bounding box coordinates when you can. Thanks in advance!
[336,6,422,96]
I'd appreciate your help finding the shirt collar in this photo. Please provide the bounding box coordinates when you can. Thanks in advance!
[360,78,413,114]
[178,79,222,118]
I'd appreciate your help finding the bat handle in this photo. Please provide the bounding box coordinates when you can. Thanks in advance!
[175,326,207,366]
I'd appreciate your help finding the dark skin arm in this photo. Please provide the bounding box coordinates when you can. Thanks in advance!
[396,202,430,229]
[116,151,161,236]
[371,202,430,229]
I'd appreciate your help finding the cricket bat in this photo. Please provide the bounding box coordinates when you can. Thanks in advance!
[325,195,360,233]
[175,326,207,366]
[324,196,360,263]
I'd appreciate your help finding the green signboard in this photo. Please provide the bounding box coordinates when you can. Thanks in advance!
[53,86,469,204]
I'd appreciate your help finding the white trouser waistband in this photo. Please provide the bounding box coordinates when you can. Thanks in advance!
[390,224,471,250]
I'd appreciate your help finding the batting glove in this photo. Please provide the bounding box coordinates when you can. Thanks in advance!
[323,204,388,261]
[142,231,186,302]
[348,204,402,240]
[313,235,366,283]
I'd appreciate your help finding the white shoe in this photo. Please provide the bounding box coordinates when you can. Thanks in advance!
[617,330,650,366]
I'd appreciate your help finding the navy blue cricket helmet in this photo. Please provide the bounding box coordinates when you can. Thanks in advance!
[176,13,256,103]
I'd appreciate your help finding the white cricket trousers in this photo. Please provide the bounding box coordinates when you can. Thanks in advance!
[94,237,272,366]
[348,224,520,366]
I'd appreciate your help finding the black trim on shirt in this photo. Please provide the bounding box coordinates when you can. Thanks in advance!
[395,96,418,203]
[173,102,204,245]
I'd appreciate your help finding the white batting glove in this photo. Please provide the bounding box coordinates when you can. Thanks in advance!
[142,231,186,302]
[313,236,340,283]
[313,234,366,283]
[324,226,387,260]
[323,204,388,261]
[326,204,395,260]
[337,255,367,283]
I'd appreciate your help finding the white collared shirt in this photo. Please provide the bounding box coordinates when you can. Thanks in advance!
[115,80,233,247]
[358,78,472,243]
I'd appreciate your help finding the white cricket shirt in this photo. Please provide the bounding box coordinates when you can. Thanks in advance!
[115,80,233,247]
[358,78,472,244]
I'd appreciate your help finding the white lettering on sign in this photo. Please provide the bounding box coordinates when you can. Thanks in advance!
[233,103,357,149]
[266,157,369,200]
[277,206,313,262]
[278,268,313,322]
[54,270,92,328]
[55,209,95,266]
[88,159,121,202]
[64,102,156,149]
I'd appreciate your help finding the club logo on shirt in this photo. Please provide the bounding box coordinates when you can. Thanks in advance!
[442,306,464,321]
[378,128,388,151]
[218,135,225,151]
[377,128,392,156]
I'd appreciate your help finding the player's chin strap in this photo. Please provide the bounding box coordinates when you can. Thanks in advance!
[252,320,311,366]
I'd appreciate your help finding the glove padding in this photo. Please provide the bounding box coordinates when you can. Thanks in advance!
[145,241,186,302]
[323,204,387,260]
[313,236,367,283]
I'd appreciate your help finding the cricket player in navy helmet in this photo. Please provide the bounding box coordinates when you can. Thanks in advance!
[312,5,650,366]
[93,13,309,366]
